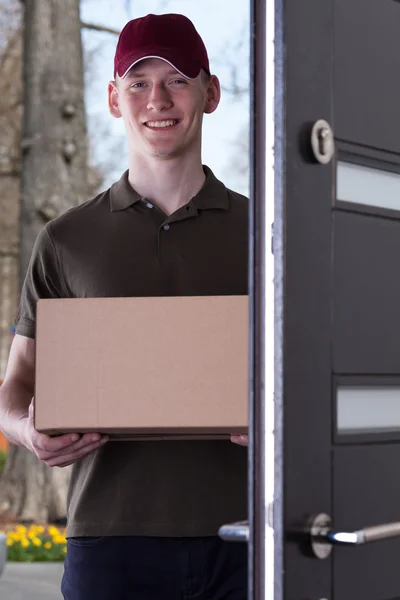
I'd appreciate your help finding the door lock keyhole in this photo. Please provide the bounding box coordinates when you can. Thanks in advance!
[311,119,335,164]
[318,128,330,155]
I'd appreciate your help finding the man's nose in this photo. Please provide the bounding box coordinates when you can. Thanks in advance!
[147,83,173,112]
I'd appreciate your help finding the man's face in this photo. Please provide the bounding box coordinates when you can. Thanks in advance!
[108,58,220,160]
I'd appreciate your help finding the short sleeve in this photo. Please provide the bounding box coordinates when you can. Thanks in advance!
[15,225,68,339]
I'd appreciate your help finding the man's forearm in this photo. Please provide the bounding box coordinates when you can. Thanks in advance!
[0,380,32,446]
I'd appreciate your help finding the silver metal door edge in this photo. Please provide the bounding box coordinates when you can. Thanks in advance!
[272,0,284,598]
[252,0,283,596]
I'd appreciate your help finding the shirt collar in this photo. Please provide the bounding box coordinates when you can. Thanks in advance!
[109,166,229,212]
[109,171,141,212]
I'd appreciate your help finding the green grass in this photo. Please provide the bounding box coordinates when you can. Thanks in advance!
[0,450,7,474]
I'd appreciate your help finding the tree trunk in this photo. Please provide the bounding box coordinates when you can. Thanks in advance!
[0,0,89,523]
[20,0,89,277]
[0,445,70,523]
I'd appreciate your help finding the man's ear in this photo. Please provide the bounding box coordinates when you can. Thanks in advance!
[204,75,221,115]
[108,81,122,118]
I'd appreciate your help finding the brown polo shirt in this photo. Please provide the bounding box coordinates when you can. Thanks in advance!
[16,166,248,537]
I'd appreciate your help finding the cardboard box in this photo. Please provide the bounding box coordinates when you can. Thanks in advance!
[35,296,249,440]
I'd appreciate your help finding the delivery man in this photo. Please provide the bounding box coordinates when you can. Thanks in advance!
[0,13,249,599]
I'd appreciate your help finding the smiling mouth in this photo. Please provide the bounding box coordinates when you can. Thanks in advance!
[145,119,179,129]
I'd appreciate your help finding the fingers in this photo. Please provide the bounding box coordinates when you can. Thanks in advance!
[230,434,248,447]
[45,436,109,468]
[33,432,108,465]
[35,429,95,453]
[27,398,109,466]
[33,431,84,454]
[28,399,83,453]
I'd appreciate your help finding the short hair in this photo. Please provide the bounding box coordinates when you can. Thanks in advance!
[201,69,211,85]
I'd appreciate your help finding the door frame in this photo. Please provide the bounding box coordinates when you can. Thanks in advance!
[251,0,335,597]
[249,0,283,598]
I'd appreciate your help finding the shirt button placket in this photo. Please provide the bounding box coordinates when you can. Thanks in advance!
[158,222,170,259]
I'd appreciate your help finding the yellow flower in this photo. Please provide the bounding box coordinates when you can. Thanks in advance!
[6,539,13,546]
[16,525,27,534]
[44,542,52,550]
[52,534,67,544]
[63,546,67,553]
[21,539,30,548]
[48,526,59,537]
[36,525,45,534]
[32,538,42,547]
[28,532,36,540]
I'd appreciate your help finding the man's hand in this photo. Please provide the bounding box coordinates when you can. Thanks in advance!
[230,434,248,447]
[22,400,108,468]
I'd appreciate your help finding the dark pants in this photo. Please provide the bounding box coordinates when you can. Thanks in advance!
[61,536,247,600]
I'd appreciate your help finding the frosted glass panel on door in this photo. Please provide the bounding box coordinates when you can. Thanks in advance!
[337,386,400,434]
[337,162,400,211]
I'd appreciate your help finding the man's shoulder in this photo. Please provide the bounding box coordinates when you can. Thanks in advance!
[203,166,248,213]
[225,186,249,217]
[46,187,111,236]
[226,187,249,205]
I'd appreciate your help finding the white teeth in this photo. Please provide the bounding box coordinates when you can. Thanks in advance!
[146,120,177,128]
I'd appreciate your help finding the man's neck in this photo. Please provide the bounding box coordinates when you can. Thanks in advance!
[128,154,206,216]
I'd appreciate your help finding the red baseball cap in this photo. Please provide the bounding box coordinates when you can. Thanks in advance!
[114,13,210,80]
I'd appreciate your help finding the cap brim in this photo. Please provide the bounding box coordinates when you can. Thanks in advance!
[118,54,199,80]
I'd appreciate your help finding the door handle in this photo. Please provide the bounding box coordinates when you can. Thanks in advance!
[219,513,400,552]
[218,520,249,542]
[309,513,400,559]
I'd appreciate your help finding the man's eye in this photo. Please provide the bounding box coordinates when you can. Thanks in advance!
[131,82,145,89]
[172,79,187,85]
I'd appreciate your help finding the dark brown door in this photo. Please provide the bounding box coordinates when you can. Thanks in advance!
[283,0,400,598]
